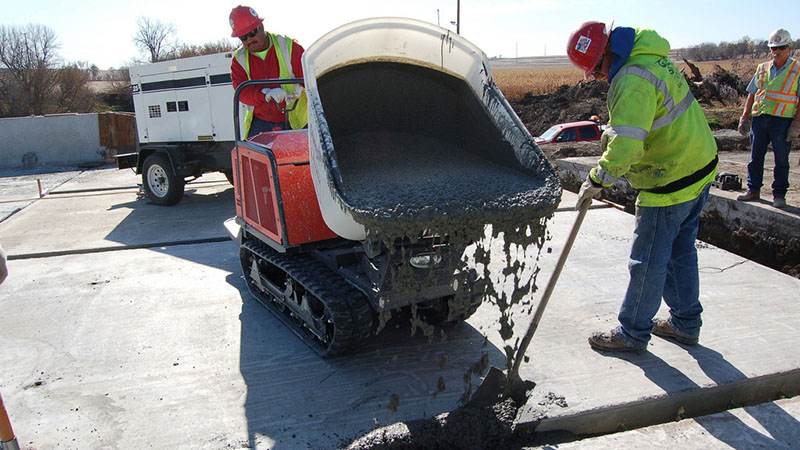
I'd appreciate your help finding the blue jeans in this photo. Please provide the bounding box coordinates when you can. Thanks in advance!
[248,117,286,138]
[747,114,792,198]
[616,184,711,349]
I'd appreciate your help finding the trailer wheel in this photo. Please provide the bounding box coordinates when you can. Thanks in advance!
[142,153,184,206]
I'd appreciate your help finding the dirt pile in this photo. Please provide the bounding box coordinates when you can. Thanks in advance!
[682,59,749,106]
[508,63,752,136]
[510,80,608,137]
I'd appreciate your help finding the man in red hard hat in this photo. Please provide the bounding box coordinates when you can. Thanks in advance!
[229,5,307,138]
[567,20,718,353]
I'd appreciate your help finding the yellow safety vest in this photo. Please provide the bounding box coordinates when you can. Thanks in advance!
[234,33,308,138]
[751,58,799,118]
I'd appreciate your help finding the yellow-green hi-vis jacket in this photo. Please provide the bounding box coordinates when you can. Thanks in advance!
[590,28,718,207]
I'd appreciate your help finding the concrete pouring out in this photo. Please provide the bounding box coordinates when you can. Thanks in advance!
[317,59,561,341]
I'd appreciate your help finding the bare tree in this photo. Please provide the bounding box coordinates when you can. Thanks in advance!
[170,39,239,59]
[56,62,96,113]
[0,23,61,116]
[133,17,176,62]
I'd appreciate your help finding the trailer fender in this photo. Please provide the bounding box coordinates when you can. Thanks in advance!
[136,147,178,175]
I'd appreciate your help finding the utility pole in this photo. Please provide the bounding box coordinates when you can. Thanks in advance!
[437,9,440,26]
[457,0,461,34]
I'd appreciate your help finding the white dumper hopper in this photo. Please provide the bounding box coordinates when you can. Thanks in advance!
[303,18,560,242]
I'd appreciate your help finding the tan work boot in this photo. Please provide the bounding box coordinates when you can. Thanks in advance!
[737,190,760,202]
[588,329,645,353]
[652,318,698,345]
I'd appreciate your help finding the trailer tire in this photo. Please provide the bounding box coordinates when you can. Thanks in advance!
[142,153,184,206]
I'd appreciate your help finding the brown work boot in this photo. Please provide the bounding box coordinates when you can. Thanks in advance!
[652,318,698,345]
[737,190,760,201]
[588,329,644,353]
[773,197,787,209]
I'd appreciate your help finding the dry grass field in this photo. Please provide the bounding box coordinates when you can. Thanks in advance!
[493,66,584,99]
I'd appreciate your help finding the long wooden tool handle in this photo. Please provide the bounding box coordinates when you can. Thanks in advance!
[0,393,16,443]
[509,201,589,378]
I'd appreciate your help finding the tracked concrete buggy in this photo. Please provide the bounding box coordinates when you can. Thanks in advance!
[225,18,561,357]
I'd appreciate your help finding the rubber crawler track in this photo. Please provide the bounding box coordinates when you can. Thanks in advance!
[241,240,373,357]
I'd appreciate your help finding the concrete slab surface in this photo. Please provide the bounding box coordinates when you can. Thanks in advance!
[1,166,799,449]
[0,166,84,222]
[1,168,234,257]
[510,199,800,433]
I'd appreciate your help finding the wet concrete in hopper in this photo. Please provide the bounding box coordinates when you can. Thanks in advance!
[335,131,555,232]
[318,62,560,246]
[317,62,561,448]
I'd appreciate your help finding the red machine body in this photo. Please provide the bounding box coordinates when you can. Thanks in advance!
[232,129,336,249]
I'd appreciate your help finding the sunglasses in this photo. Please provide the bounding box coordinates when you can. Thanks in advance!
[771,45,790,51]
[592,54,605,76]
[239,27,259,41]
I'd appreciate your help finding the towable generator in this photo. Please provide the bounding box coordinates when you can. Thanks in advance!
[225,18,561,356]
[118,52,236,205]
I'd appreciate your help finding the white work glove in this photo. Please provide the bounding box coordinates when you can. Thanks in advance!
[285,84,304,103]
[738,116,750,137]
[788,119,800,141]
[600,128,612,153]
[262,87,287,104]
[576,175,603,211]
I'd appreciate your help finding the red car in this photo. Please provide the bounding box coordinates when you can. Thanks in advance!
[534,120,602,145]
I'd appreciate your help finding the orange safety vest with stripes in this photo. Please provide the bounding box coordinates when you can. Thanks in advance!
[751,58,799,118]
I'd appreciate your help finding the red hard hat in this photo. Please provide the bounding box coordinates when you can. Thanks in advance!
[229,5,263,38]
[567,20,612,79]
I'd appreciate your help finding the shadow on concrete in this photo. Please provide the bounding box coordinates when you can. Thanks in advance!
[230,273,506,449]
[632,342,800,448]
[105,185,235,270]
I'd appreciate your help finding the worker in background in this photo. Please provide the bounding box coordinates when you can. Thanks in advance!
[567,20,718,353]
[737,28,799,210]
[229,5,308,139]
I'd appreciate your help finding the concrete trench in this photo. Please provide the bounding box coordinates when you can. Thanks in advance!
[556,157,800,280]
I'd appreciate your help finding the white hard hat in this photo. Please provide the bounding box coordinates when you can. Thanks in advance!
[768,28,792,47]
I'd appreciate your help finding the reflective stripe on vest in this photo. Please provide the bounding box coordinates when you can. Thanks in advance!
[752,59,799,118]
[271,35,308,131]
[609,65,697,136]
[233,47,256,138]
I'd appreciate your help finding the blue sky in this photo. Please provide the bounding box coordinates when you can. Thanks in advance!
[4,0,799,69]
